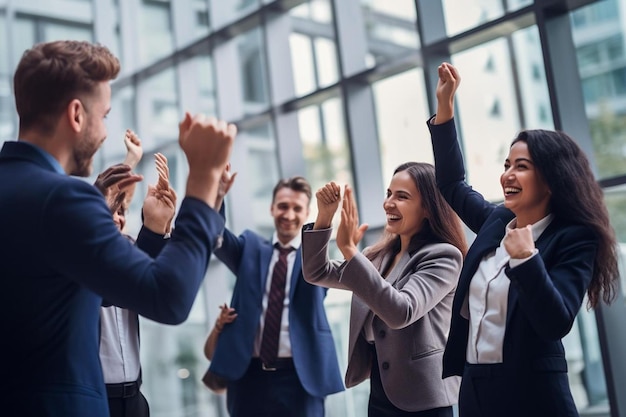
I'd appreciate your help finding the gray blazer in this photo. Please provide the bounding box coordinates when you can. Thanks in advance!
[301,227,462,412]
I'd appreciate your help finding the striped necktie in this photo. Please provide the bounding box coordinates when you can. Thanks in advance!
[259,244,294,366]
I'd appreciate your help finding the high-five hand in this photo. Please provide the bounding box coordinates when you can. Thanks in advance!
[336,185,368,261]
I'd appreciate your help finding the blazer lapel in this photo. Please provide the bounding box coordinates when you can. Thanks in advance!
[386,252,410,288]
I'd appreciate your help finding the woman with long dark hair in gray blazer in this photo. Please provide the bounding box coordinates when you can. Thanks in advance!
[301,162,467,416]
[430,62,619,417]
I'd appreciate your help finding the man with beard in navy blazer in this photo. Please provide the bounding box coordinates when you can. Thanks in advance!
[207,174,344,417]
[0,40,236,417]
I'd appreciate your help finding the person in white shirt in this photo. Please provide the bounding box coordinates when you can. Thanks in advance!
[99,130,176,417]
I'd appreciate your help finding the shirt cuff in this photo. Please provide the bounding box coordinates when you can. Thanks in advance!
[509,248,538,268]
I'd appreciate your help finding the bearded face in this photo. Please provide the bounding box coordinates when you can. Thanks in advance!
[69,82,110,177]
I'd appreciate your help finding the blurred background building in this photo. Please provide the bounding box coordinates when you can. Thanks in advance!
[1,0,626,416]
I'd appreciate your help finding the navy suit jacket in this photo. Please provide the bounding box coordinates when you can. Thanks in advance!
[0,141,224,416]
[208,219,344,398]
[429,119,594,415]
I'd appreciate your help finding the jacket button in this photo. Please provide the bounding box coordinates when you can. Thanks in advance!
[378,330,386,338]
[382,362,389,370]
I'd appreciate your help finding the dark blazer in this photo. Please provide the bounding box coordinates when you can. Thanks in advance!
[0,141,224,417]
[208,223,344,398]
[429,119,594,416]
[301,227,462,412]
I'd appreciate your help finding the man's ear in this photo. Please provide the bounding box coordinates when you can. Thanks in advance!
[67,98,84,133]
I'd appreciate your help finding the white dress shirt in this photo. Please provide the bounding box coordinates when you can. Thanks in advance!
[99,307,141,384]
[252,232,301,359]
[465,214,553,364]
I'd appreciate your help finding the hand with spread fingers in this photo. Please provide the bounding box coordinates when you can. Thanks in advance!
[94,164,143,203]
[154,152,170,192]
[143,153,177,235]
[336,185,368,261]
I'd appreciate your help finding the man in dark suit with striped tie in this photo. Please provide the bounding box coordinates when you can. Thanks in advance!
[207,175,344,417]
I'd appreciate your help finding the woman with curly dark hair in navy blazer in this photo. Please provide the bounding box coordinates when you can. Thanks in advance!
[428,62,619,417]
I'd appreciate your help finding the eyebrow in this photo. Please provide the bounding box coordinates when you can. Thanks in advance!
[388,188,411,196]
[506,157,534,165]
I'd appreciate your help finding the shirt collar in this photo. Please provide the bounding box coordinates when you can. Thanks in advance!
[19,141,65,175]
[272,231,301,251]
[505,213,554,241]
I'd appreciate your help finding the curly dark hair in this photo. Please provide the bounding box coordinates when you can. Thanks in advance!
[513,129,619,308]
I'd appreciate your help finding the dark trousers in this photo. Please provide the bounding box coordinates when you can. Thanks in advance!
[107,383,150,417]
[459,363,579,417]
[369,345,453,417]
[227,358,324,417]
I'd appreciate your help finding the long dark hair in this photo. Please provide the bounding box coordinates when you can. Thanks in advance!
[365,162,467,263]
[513,129,618,308]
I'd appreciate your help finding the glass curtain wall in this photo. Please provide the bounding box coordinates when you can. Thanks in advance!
[1,0,626,416]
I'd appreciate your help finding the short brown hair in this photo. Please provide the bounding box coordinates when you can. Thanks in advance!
[272,176,312,205]
[14,40,120,133]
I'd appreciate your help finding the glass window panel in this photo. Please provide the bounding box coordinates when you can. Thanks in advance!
[140,290,212,417]
[0,77,13,143]
[314,37,338,87]
[571,0,619,29]
[109,2,123,67]
[210,0,259,29]
[573,0,626,179]
[12,18,36,69]
[448,26,553,197]
[290,33,316,96]
[193,54,218,116]
[506,0,532,12]
[41,21,92,42]
[139,0,174,65]
[0,13,7,76]
[289,0,338,96]
[299,96,353,225]
[511,26,554,129]
[291,0,333,24]
[372,68,431,189]
[238,27,269,115]
[605,185,626,298]
[240,123,280,236]
[360,0,419,66]
[0,14,12,143]
[188,0,210,43]
[442,0,504,37]
[451,38,520,201]
[143,68,180,143]
[563,307,609,411]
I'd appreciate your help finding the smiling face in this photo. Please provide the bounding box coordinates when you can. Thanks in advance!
[501,140,552,226]
[383,170,427,240]
[70,81,111,177]
[271,187,310,245]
